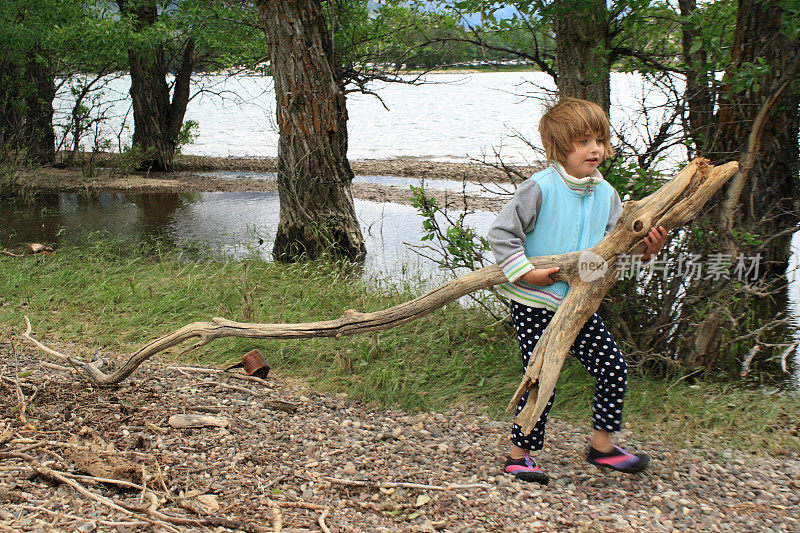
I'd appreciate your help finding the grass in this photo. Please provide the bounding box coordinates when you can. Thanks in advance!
[1,233,798,455]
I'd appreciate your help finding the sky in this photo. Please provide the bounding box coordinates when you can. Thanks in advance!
[367,1,520,26]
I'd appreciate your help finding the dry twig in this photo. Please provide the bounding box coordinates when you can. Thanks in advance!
[740,345,761,377]
[779,342,799,373]
[666,369,704,392]
[318,507,332,533]
[10,339,30,427]
[6,504,148,528]
[270,499,283,533]
[31,464,177,531]
[59,471,150,492]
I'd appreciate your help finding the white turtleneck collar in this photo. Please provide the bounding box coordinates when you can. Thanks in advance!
[552,161,603,194]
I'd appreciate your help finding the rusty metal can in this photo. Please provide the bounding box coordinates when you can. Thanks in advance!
[242,349,270,378]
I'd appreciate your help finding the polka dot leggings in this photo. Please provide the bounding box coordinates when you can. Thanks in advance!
[510,303,628,451]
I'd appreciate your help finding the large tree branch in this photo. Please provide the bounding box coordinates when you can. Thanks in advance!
[20,160,738,431]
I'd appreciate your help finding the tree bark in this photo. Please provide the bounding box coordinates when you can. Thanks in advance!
[710,0,799,276]
[0,60,25,161]
[257,0,366,262]
[552,0,611,114]
[23,57,56,164]
[118,0,195,172]
[674,3,799,370]
[0,56,55,165]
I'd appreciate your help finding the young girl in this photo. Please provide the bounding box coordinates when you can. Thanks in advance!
[487,97,667,485]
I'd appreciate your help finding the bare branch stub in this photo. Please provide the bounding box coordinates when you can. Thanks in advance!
[19,159,739,426]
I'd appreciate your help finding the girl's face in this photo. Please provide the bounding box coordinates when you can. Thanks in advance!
[563,132,605,178]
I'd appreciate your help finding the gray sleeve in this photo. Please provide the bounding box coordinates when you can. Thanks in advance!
[605,189,622,234]
[487,179,542,264]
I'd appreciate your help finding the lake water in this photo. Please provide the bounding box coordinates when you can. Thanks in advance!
[56,71,683,167]
[0,190,496,288]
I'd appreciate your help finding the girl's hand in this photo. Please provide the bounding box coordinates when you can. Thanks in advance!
[642,226,668,261]
[521,267,560,286]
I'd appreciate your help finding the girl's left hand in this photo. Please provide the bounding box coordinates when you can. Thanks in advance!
[642,226,668,261]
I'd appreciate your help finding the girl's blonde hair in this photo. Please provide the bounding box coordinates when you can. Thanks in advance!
[539,97,614,164]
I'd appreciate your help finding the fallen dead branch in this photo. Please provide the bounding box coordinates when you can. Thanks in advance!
[176,379,261,396]
[740,345,761,377]
[39,361,75,372]
[10,339,31,428]
[31,464,165,525]
[28,462,263,532]
[5,504,149,528]
[63,471,148,492]
[779,342,799,373]
[273,501,329,510]
[18,159,740,433]
[167,413,230,429]
[270,500,282,533]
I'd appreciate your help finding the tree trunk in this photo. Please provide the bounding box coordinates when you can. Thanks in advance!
[710,0,799,277]
[0,60,24,161]
[551,0,610,113]
[22,57,56,164]
[118,0,195,172]
[673,0,799,371]
[257,0,365,262]
[0,56,55,165]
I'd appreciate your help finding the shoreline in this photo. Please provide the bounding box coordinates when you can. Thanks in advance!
[160,153,537,181]
[15,153,540,212]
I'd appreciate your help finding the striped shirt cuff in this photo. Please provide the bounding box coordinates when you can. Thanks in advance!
[500,251,534,282]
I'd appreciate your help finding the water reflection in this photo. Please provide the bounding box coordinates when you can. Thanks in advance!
[129,193,198,233]
[0,190,495,286]
[3,193,141,244]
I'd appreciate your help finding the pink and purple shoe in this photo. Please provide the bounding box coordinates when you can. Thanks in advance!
[504,452,550,485]
[587,445,649,473]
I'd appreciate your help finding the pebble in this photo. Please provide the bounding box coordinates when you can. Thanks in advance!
[76,522,97,533]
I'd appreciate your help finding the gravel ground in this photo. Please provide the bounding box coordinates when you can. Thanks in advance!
[1,344,798,533]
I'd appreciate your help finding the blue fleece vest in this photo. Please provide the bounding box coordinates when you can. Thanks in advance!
[518,166,615,304]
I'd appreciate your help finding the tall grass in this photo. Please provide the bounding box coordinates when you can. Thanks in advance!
[1,233,797,454]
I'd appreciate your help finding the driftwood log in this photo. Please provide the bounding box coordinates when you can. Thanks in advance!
[20,158,738,433]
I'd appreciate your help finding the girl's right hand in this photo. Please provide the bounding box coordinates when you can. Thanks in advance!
[521,267,560,286]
